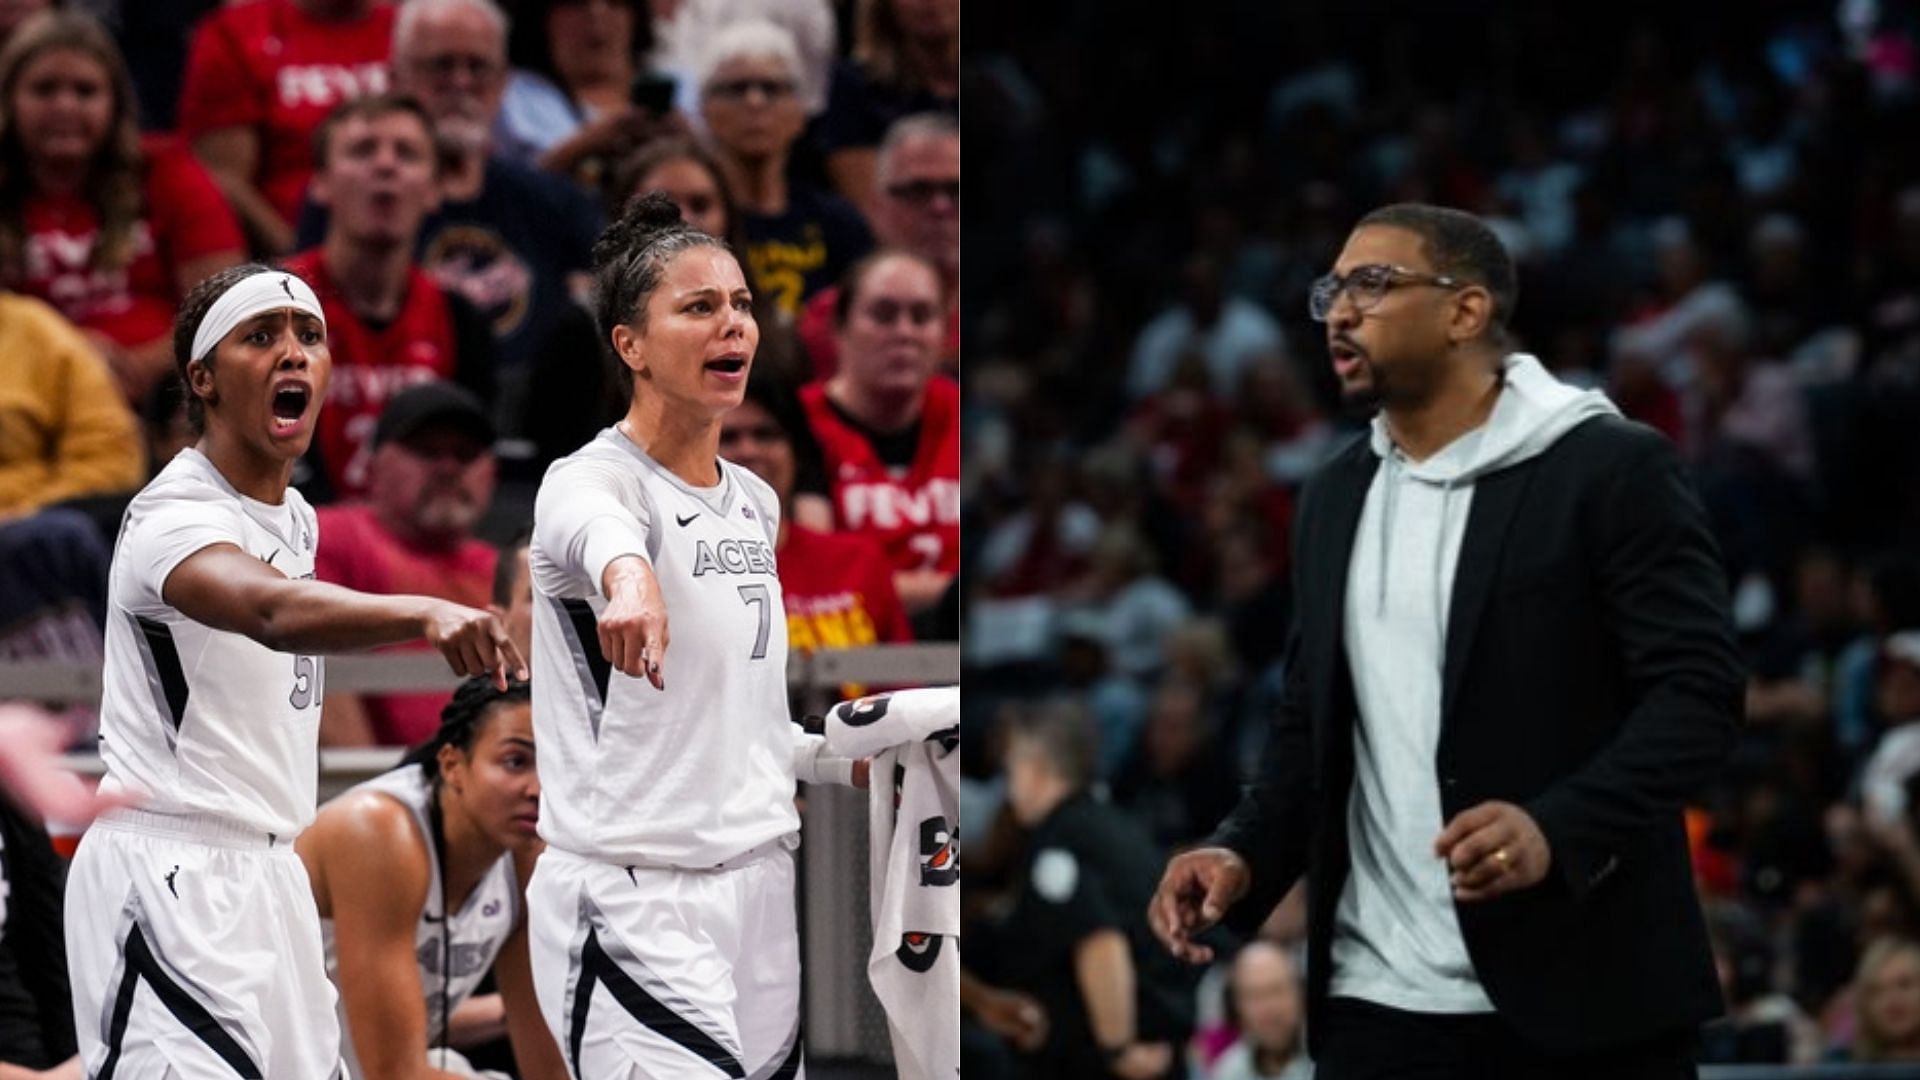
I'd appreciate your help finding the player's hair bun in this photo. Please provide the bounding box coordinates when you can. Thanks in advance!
[593,192,688,272]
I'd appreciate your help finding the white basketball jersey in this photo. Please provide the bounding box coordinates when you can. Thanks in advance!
[320,768,520,1074]
[98,448,322,838]
[530,428,795,868]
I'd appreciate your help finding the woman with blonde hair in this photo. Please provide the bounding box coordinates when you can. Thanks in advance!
[1850,936,1920,1061]
[0,11,243,403]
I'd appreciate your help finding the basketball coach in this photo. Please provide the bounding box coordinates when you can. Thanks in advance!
[1149,204,1744,1080]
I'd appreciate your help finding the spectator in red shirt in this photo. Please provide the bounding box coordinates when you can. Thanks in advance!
[0,11,244,403]
[284,93,495,501]
[315,380,500,747]
[720,372,911,664]
[799,249,957,628]
[179,0,393,255]
[799,112,958,381]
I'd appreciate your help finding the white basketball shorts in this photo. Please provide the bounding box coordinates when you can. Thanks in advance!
[64,809,344,1079]
[526,843,804,1080]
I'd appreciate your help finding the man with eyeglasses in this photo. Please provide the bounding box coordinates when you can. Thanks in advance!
[297,0,604,437]
[799,112,960,380]
[179,0,394,255]
[313,381,504,747]
[1150,204,1742,1078]
[699,21,873,319]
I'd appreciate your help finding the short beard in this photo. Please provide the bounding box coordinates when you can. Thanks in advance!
[413,491,479,543]
[1339,358,1442,419]
[1339,382,1383,420]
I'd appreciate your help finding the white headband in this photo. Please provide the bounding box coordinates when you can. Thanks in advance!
[190,272,326,363]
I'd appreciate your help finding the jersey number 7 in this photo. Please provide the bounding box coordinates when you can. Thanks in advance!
[738,585,771,661]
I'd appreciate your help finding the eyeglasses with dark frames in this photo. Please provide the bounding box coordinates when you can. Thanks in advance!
[705,77,797,102]
[412,53,503,82]
[1308,263,1466,323]
[885,179,960,207]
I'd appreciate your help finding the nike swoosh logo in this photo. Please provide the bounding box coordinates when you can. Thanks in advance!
[264,549,281,567]
[676,513,699,526]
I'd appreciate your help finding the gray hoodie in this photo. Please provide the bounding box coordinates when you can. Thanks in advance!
[1330,353,1619,1013]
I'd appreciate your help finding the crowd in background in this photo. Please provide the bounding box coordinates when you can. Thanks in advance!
[964,1,1920,1075]
[0,0,960,761]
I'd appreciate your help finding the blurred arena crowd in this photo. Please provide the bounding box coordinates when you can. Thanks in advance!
[962,1,1920,1075]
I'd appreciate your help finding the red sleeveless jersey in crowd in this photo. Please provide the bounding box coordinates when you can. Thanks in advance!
[779,524,913,699]
[797,284,960,381]
[778,524,913,653]
[800,376,961,576]
[283,250,459,498]
[178,0,393,223]
[10,137,243,350]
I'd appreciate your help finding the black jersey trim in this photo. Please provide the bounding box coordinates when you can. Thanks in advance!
[97,923,264,1078]
[569,926,746,1078]
[134,616,190,732]
[553,597,611,740]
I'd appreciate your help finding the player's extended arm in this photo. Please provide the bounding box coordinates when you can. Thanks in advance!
[163,544,525,683]
[597,555,668,689]
[497,848,569,1080]
[297,795,470,1080]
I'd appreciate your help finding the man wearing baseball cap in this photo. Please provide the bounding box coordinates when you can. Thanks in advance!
[315,379,502,745]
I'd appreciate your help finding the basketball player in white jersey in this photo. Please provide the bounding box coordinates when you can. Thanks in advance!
[300,677,567,1080]
[526,194,857,1079]
[64,264,527,1079]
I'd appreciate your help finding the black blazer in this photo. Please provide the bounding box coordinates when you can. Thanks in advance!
[1212,414,1744,1055]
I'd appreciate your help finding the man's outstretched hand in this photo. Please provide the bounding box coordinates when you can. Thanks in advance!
[1148,846,1251,964]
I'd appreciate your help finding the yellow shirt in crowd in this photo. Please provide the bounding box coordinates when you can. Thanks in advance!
[0,293,143,516]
